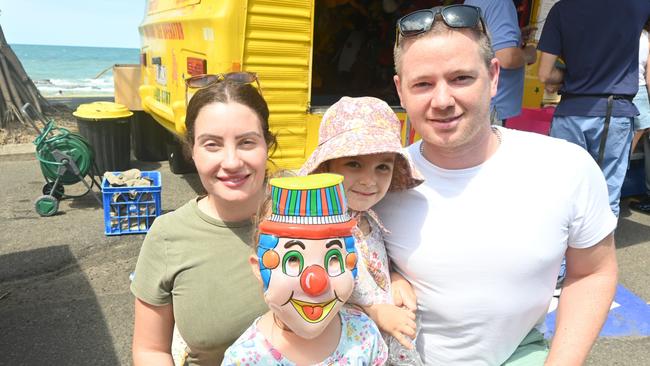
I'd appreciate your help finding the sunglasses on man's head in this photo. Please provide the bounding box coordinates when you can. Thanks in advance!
[396,5,486,45]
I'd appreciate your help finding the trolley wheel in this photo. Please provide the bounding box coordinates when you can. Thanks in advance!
[42,182,65,199]
[35,195,59,217]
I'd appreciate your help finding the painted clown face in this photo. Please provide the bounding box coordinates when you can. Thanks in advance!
[257,234,357,339]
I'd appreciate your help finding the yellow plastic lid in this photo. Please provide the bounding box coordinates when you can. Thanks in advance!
[73,101,134,120]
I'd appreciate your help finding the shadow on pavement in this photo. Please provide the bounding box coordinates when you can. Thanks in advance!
[66,189,104,211]
[616,216,650,249]
[130,160,162,171]
[179,172,204,195]
[0,245,120,365]
[0,245,76,282]
[131,159,203,195]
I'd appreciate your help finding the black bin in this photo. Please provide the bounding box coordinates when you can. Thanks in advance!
[131,111,170,162]
[73,102,133,174]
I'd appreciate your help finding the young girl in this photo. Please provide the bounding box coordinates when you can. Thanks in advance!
[222,173,388,365]
[300,96,424,365]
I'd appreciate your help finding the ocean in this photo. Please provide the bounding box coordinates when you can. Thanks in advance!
[10,44,140,97]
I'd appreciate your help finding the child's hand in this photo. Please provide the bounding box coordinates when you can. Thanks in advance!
[363,303,417,349]
[391,271,417,311]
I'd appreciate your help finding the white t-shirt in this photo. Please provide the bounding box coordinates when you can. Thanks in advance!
[640,30,648,86]
[375,127,617,365]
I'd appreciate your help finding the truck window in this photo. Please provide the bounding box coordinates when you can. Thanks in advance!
[310,0,532,108]
[311,1,466,108]
[311,1,400,107]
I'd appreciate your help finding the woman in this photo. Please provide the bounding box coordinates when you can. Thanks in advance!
[131,74,276,365]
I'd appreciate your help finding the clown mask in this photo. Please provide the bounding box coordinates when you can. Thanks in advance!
[254,174,358,339]
[258,235,356,339]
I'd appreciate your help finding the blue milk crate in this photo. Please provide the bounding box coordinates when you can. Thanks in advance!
[101,171,162,235]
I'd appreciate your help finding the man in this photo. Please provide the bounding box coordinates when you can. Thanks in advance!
[464,0,537,123]
[537,0,650,217]
[376,5,618,365]
[629,22,650,215]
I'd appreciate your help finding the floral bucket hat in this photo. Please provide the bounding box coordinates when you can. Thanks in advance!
[299,96,423,191]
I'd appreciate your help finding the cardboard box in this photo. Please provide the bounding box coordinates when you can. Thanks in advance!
[113,64,142,111]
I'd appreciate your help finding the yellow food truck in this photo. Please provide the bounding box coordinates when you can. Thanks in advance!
[138,0,547,172]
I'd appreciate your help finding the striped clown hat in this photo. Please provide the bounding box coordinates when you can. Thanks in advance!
[259,173,356,239]
[257,173,358,291]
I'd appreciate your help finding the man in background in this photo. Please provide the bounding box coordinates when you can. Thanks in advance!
[630,22,650,215]
[464,0,537,123]
[537,0,650,217]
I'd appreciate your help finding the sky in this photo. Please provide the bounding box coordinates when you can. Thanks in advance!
[0,0,145,49]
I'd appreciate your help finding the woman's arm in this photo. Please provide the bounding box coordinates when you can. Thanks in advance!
[132,298,175,366]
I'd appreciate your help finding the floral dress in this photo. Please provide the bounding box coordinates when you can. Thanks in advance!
[348,211,423,366]
[348,210,392,307]
[221,307,387,365]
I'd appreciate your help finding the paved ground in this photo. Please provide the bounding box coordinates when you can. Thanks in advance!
[0,151,648,365]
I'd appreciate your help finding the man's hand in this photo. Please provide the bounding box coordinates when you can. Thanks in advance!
[391,271,417,311]
[363,303,417,349]
[523,44,538,65]
[545,82,563,94]
[538,51,565,85]
[520,25,538,44]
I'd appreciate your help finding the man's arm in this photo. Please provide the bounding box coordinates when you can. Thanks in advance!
[537,51,565,92]
[545,233,618,366]
[479,0,536,70]
[537,51,564,84]
[495,45,537,70]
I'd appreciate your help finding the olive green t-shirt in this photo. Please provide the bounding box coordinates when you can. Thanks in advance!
[131,198,267,365]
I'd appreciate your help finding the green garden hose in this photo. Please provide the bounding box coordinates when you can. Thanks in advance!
[35,123,95,185]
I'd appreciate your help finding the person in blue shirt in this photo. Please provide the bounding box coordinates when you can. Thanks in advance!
[537,0,650,217]
[465,0,537,123]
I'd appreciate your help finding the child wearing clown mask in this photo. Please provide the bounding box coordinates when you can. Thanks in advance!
[222,173,388,365]
[299,96,425,365]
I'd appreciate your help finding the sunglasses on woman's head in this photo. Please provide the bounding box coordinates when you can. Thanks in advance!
[185,71,261,89]
[184,72,263,105]
[396,5,486,45]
